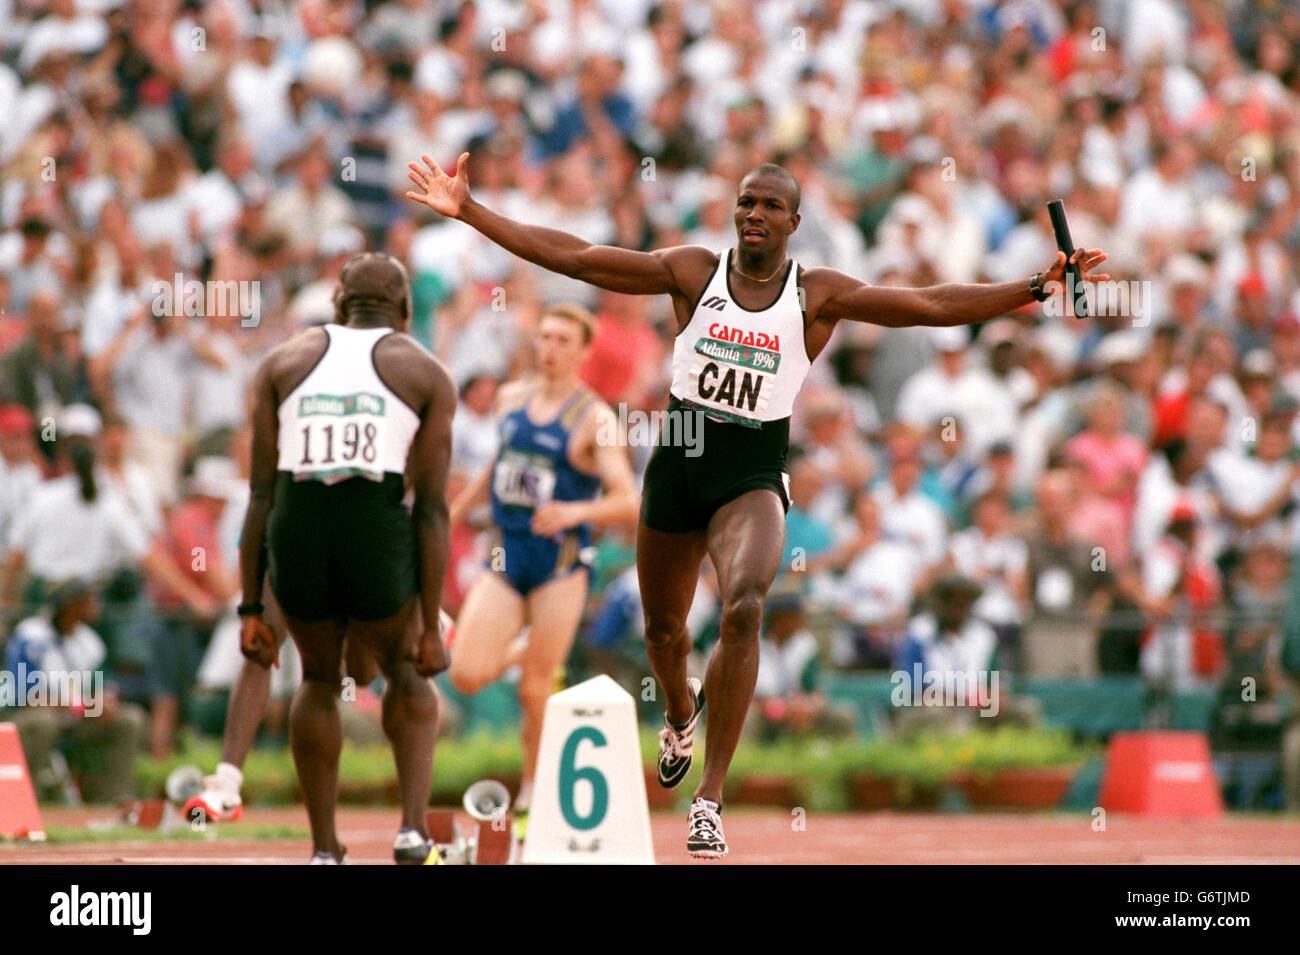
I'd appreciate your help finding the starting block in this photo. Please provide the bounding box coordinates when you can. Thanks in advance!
[0,722,43,839]
[427,808,514,864]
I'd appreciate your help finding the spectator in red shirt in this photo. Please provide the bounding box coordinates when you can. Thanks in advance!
[1066,384,1148,526]
[144,457,240,756]
[1152,346,1217,448]
[578,289,664,407]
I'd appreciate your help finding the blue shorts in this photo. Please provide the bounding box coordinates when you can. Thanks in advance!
[489,531,591,596]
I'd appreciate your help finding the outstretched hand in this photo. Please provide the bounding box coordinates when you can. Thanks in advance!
[1041,248,1110,292]
[406,152,471,219]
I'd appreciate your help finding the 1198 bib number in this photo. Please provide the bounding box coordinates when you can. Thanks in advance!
[298,420,378,466]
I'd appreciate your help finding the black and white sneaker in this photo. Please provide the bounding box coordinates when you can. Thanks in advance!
[657,677,704,789]
[685,798,727,859]
[393,827,436,865]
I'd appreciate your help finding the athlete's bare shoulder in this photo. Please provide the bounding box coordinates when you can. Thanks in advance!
[260,325,329,395]
[796,266,864,325]
[373,329,438,368]
[656,245,724,331]
[655,244,721,293]
[373,330,453,416]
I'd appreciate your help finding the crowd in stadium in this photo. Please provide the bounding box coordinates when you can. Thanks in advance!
[1,0,1299,805]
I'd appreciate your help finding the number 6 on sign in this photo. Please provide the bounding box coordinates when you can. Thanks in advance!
[522,676,656,864]
[558,727,609,830]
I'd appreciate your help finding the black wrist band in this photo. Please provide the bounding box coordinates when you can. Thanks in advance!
[1029,271,1048,302]
[237,602,264,617]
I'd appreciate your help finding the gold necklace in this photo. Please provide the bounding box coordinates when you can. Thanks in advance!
[734,255,786,283]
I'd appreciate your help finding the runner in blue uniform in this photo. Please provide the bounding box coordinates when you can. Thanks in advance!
[448,304,639,837]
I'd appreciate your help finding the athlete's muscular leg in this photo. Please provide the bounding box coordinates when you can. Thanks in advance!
[349,596,439,835]
[696,489,785,804]
[520,569,588,792]
[282,615,347,859]
[637,522,710,725]
[447,571,528,694]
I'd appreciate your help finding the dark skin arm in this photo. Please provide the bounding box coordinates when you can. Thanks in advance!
[404,345,457,677]
[238,353,281,667]
[236,332,458,674]
[798,250,1110,357]
[406,152,715,299]
[407,152,1110,352]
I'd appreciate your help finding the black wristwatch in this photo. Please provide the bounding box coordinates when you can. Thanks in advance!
[1029,270,1048,302]
[236,601,264,617]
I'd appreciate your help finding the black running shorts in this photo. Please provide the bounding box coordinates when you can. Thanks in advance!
[639,395,791,534]
[267,471,418,622]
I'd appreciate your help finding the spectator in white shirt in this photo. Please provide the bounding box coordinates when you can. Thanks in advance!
[748,589,853,739]
[188,310,252,453]
[799,390,875,530]
[0,406,217,619]
[3,579,145,803]
[91,305,194,505]
[1139,505,1224,702]
[1215,407,1300,554]
[17,0,108,74]
[1118,138,1198,243]
[0,403,42,560]
[451,373,500,477]
[893,575,1001,729]
[830,491,921,667]
[896,325,1017,458]
[873,426,949,574]
[264,149,358,261]
[225,30,293,148]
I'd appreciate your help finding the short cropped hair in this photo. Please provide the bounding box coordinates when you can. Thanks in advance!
[541,303,596,344]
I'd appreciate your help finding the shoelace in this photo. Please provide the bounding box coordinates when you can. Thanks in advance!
[689,805,722,839]
[660,724,691,760]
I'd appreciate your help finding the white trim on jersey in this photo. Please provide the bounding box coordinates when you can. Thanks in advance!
[670,249,811,426]
[276,325,421,483]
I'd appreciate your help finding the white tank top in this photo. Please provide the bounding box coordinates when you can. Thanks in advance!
[277,325,421,483]
[670,249,811,427]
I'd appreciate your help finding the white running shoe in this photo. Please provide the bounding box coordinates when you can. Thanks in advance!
[184,778,243,823]
[685,797,728,859]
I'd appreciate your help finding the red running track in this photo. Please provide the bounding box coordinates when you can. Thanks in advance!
[3,807,1299,864]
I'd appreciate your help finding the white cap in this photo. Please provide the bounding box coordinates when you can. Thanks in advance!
[1092,331,1145,366]
[1242,348,1276,378]
[301,37,362,97]
[927,325,968,353]
[190,456,241,499]
[318,226,365,259]
[1166,254,1209,288]
[891,194,931,227]
[856,97,920,134]
[486,70,528,103]
[60,404,102,439]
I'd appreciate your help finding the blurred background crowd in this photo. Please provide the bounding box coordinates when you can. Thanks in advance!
[1,0,1299,807]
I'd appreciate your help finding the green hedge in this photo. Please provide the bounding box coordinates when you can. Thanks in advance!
[134,726,1095,813]
[137,732,525,806]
